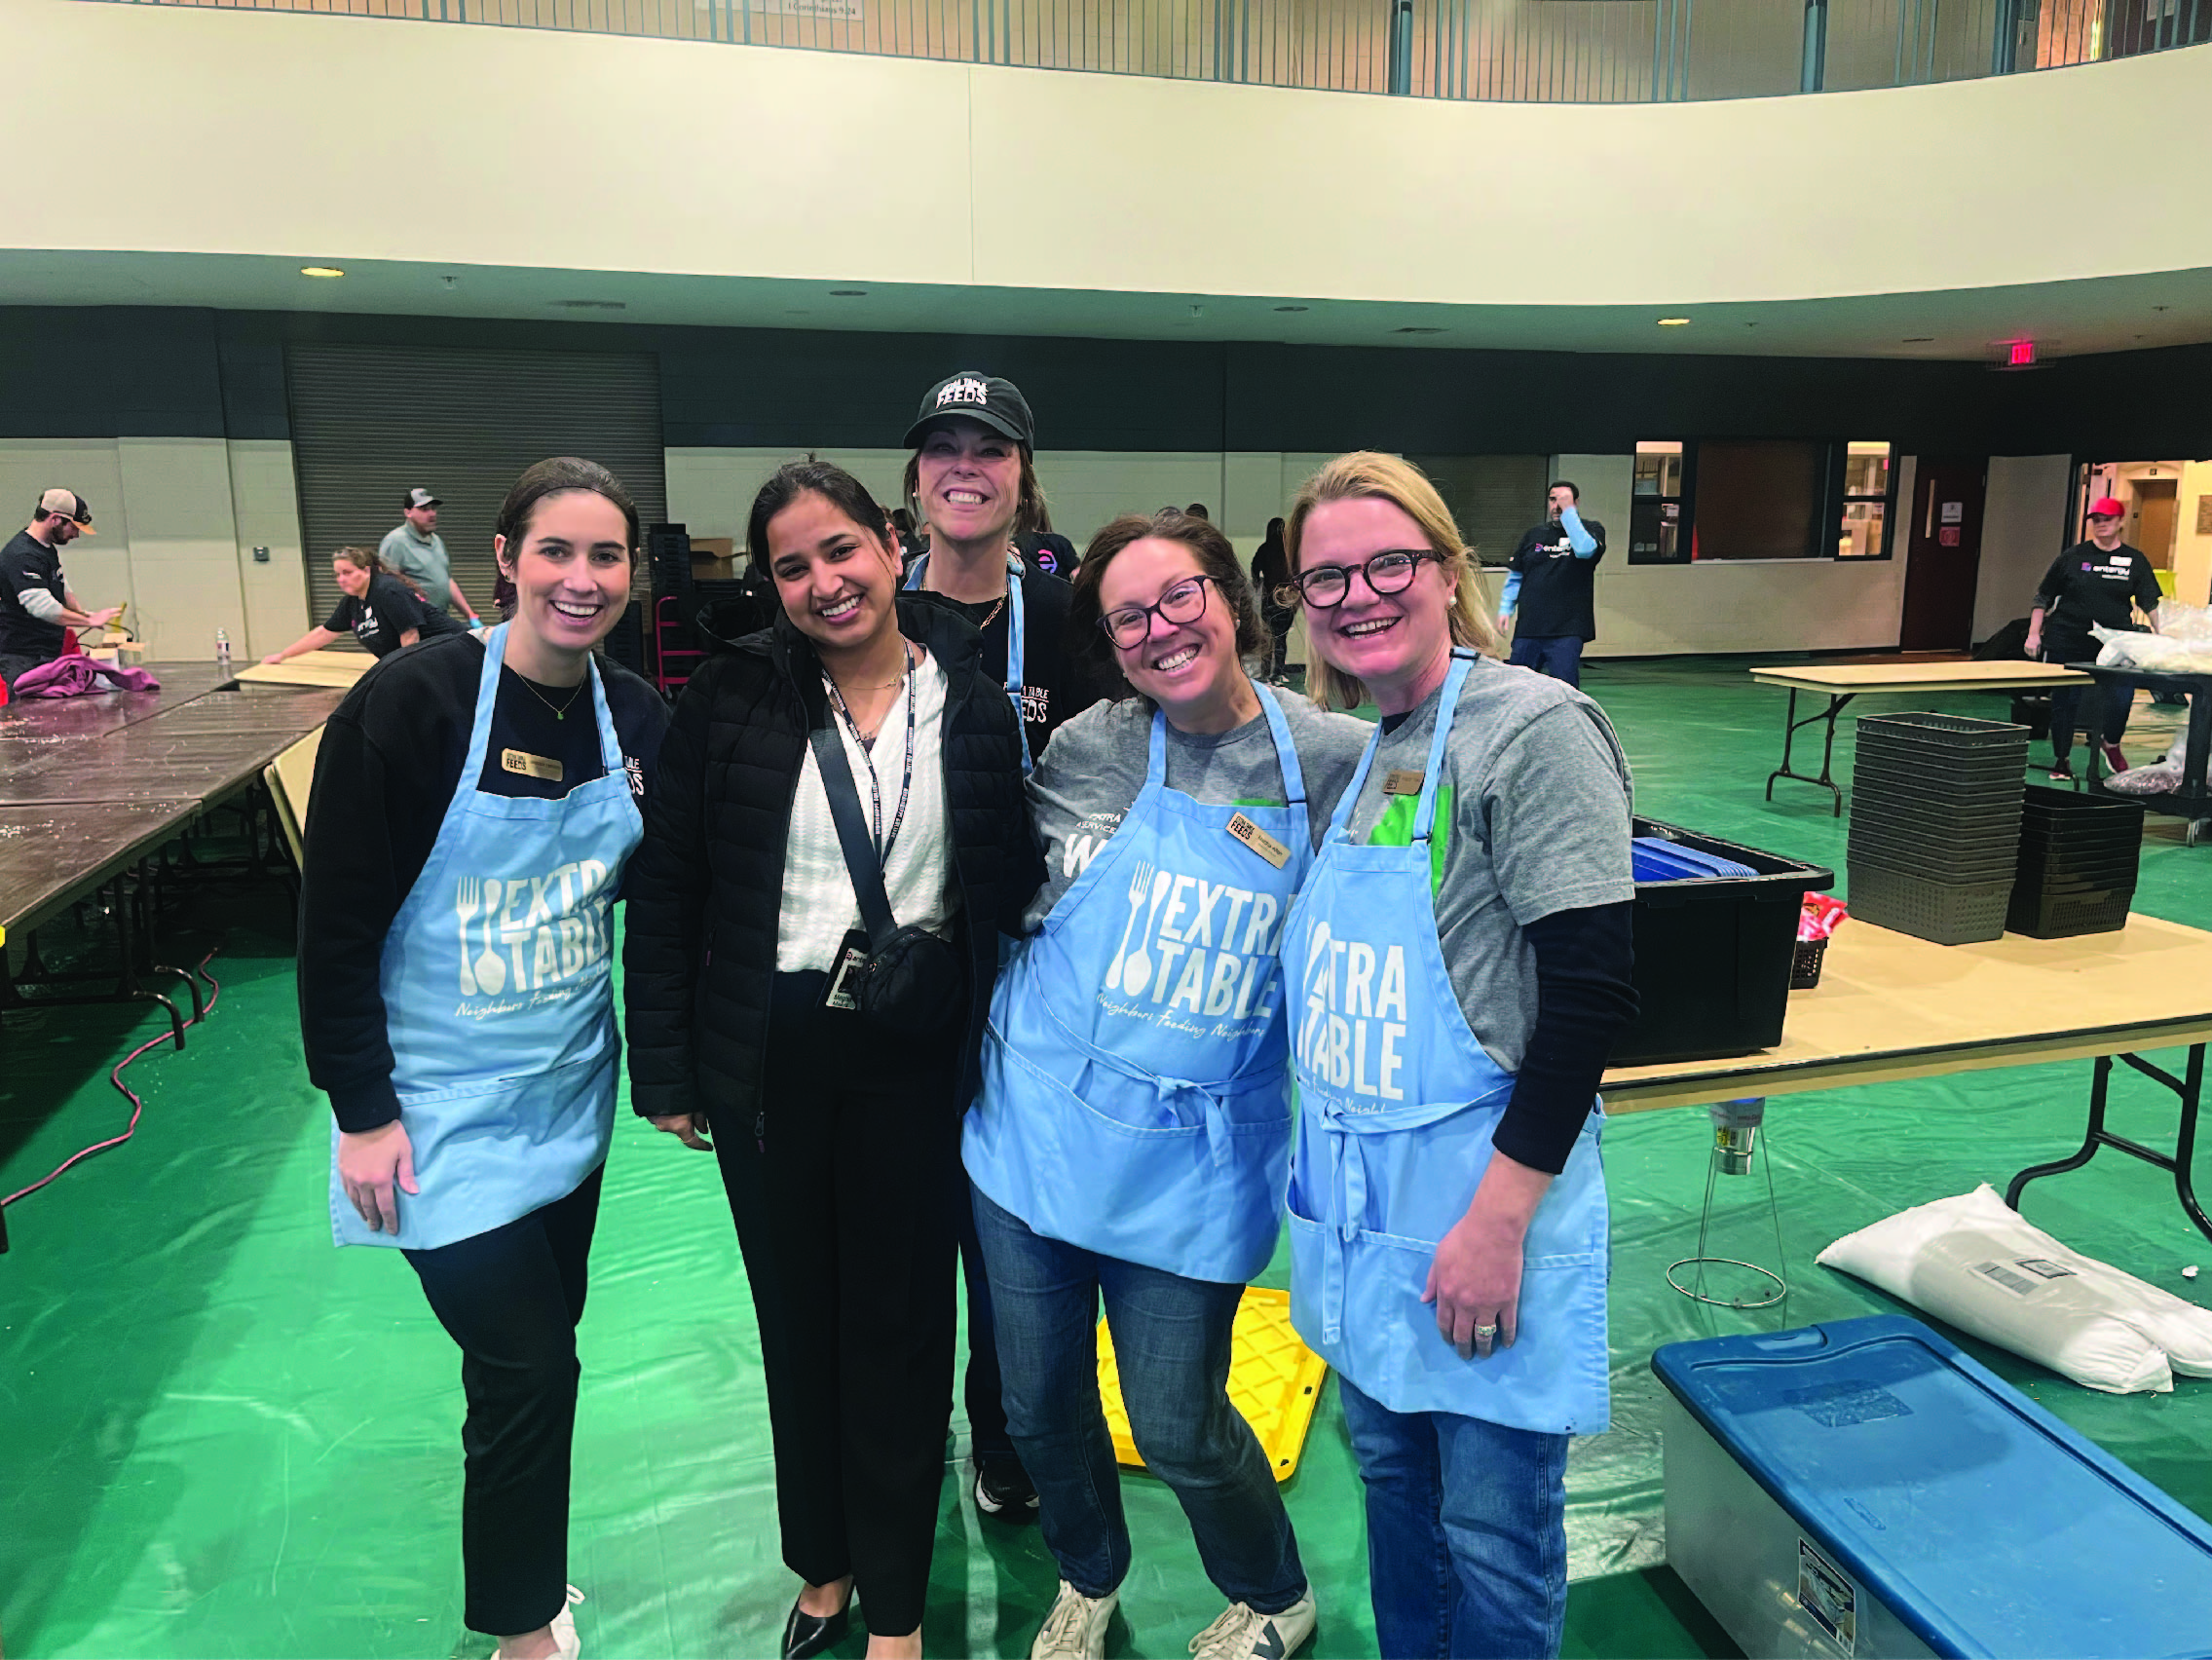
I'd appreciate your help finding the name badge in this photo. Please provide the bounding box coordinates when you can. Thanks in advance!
[1225,811,1290,869]
[1383,769,1425,796]
[501,748,564,782]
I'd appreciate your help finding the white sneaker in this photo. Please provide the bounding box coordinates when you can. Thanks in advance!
[1187,1590,1316,1660]
[550,1585,584,1660]
[1031,1578,1118,1660]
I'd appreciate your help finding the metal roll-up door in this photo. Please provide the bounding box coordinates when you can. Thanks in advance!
[286,343,666,638]
[1406,455,1552,566]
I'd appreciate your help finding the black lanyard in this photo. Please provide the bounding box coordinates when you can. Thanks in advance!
[823,651,917,867]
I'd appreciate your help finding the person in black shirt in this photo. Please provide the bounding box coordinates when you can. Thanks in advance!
[0,489,123,688]
[2026,496,2165,779]
[1500,480,1606,689]
[1252,516,1293,677]
[298,458,668,1660]
[262,545,465,664]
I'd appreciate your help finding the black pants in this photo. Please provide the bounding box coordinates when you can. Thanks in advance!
[711,974,962,1637]
[404,1163,604,1639]
[2048,677,2135,766]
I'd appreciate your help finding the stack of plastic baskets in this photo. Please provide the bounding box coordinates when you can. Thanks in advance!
[1848,712,2029,945]
[2008,784,2145,938]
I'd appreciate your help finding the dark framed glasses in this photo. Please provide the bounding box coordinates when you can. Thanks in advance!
[1100,574,1216,649]
[1288,548,1443,609]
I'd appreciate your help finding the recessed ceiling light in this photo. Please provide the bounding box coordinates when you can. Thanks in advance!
[551,299,627,311]
[1273,305,1309,314]
[1901,336,1934,343]
[1393,326,1445,335]
[299,266,345,279]
[829,288,867,297]
[1656,317,1691,327]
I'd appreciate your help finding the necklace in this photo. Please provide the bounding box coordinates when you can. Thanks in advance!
[515,671,586,721]
[826,643,918,742]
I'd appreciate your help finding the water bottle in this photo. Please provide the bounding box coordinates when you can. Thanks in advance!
[216,628,232,676]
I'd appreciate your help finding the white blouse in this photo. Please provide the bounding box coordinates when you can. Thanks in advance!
[775,649,959,973]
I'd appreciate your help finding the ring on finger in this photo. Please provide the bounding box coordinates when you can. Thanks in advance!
[1474,1322,1499,1339]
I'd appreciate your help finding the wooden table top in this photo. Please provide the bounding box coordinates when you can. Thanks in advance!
[0,661,241,739]
[0,800,206,936]
[1748,660,2091,696]
[1601,913,2212,1112]
[235,650,371,690]
[0,688,345,809]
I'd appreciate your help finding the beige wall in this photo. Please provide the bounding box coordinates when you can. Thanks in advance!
[1976,454,2073,642]
[2173,460,2212,609]
[10,0,2212,311]
[0,437,312,660]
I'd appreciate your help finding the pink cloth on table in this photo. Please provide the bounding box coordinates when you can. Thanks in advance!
[5,656,163,698]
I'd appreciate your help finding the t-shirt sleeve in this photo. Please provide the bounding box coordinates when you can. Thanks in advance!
[1479,702,1635,927]
[2034,552,2070,608]
[2134,555,2165,616]
[1024,701,1140,929]
[322,594,355,634]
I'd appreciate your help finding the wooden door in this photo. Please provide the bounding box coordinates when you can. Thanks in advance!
[1899,456,1987,652]
[2133,479,2178,569]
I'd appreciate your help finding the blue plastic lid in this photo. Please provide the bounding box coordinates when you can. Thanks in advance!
[1652,1315,2212,1660]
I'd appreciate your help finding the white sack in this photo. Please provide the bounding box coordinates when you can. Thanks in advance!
[1817,1184,2212,1394]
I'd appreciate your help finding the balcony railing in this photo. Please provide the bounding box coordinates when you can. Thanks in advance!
[103,0,2212,101]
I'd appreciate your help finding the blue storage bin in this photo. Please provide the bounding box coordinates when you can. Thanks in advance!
[1652,1314,2212,1659]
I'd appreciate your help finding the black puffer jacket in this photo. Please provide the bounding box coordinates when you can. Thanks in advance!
[623,595,1042,1128]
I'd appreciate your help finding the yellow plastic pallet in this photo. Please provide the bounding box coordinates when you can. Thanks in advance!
[1097,1285,1330,1485]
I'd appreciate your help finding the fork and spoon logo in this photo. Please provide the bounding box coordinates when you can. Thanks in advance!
[1104,861,1171,996]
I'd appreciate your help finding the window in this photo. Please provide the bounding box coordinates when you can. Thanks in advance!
[1836,441,1893,558]
[1628,441,1688,564]
[1693,440,1825,560]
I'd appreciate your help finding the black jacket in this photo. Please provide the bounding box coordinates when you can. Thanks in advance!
[622,594,1042,1129]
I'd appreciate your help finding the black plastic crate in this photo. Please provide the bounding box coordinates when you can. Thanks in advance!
[1853,744,2031,788]
[2006,883,2133,940]
[2017,842,2143,879]
[1848,796,2024,850]
[1615,818,1833,1067]
[1847,837,2022,885]
[1851,775,2026,828]
[1848,861,2013,946]
[1856,711,2033,750]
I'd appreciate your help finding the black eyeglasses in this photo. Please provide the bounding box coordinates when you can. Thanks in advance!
[1099,575,1215,648]
[1288,548,1443,609]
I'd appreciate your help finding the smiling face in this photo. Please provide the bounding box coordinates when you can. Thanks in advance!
[766,490,903,657]
[914,418,1023,548]
[333,555,372,599]
[1296,496,1459,715]
[494,489,633,663]
[1098,536,1250,728]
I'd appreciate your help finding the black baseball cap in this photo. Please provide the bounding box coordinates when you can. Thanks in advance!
[404,487,442,510]
[903,371,1035,449]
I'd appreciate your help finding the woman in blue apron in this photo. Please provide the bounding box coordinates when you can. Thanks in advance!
[298,458,668,1660]
[624,460,1038,1660]
[1276,454,1639,1660]
[967,510,1369,1660]
[897,368,1114,1524]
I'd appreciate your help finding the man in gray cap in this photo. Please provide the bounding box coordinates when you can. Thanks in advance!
[379,487,481,624]
[1,489,124,687]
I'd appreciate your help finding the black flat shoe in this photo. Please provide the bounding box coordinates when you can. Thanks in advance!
[782,1598,849,1660]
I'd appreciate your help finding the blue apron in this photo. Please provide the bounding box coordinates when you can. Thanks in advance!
[966,685,1310,1284]
[329,623,644,1251]
[907,550,1031,773]
[1282,652,1610,1433]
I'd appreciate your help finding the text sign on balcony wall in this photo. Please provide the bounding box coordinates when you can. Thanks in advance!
[753,0,864,18]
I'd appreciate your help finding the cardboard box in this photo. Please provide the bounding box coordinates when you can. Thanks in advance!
[691,537,736,579]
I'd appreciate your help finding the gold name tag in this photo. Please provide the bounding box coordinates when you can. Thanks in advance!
[1225,811,1291,869]
[501,748,564,782]
[1383,769,1425,796]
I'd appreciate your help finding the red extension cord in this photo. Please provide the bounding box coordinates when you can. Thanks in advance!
[1,947,224,1210]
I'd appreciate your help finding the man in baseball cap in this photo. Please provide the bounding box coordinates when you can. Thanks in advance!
[0,489,125,688]
[379,486,480,624]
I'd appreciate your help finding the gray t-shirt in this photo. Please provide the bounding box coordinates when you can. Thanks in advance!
[379,524,454,614]
[1026,692,1373,932]
[1335,654,1634,1074]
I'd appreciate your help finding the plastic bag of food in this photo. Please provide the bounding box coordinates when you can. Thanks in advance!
[2156,599,2212,645]
[2094,624,2212,673]
[1818,1185,2212,1393]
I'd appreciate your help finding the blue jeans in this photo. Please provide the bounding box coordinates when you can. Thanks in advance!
[1337,1377,1570,1660]
[1507,634,1585,688]
[970,1185,1306,1612]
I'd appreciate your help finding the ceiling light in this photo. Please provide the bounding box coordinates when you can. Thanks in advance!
[1901,336,1934,343]
[829,288,867,297]
[1656,317,1690,327]
[299,266,345,279]
[1393,326,1445,336]
[1273,305,1309,314]
[551,299,627,311]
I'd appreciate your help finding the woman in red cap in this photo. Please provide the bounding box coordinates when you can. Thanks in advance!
[2025,496,2164,780]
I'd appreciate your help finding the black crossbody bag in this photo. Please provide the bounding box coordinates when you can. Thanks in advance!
[808,722,968,1038]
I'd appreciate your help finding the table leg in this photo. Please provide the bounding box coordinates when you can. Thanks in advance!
[1765,690,1852,816]
[2005,1046,2210,1243]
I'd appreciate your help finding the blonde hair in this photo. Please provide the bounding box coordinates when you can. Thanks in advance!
[1282,452,1500,712]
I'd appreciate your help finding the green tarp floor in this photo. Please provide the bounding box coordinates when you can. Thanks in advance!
[5,655,2209,1658]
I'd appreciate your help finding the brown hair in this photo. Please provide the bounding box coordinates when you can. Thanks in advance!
[745,457,899,587]
[1069,509,1266,695]
[1283,452,1499,711]
[332,544,387,577]
[494,457,641,570]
